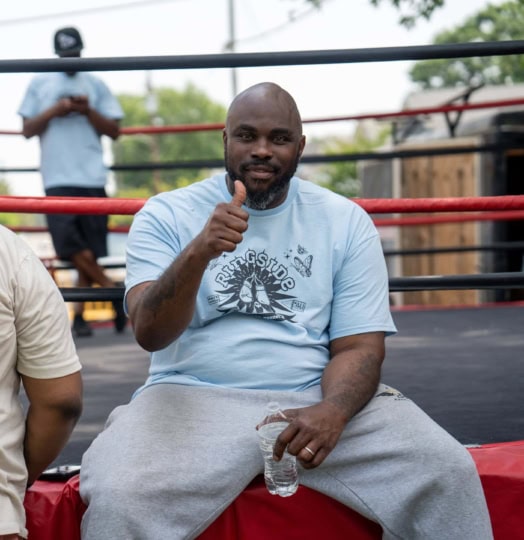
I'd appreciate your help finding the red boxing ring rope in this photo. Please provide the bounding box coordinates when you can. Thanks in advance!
[7,209,524,234]
[2,97,524,137]
[117,96,524,135]
[0,195,145,215]
[1,194,524,216]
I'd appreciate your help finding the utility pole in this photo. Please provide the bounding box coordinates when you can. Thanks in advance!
[227,0,238,98]
[145,71,163,194]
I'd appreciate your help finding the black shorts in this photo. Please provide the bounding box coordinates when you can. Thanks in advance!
[45,186,109,260]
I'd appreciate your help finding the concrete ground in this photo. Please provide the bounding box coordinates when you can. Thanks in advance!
[50,303,524,467]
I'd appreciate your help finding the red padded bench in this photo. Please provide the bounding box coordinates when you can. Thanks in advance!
[24,440,524,540]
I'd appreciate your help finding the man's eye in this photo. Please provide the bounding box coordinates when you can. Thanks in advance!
[274,135,290,144]
[238,132,254,141]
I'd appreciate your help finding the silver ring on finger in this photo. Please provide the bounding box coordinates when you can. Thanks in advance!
[304,446,316,457]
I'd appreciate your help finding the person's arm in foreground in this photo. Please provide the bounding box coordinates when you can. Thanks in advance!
[272,331,385,469]
[127,180,248,352]
[21,371,82,486]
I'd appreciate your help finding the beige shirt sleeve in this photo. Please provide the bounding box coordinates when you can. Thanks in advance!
[15,241,81,379]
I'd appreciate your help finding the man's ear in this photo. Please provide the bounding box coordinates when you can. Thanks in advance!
[298,135,306,159]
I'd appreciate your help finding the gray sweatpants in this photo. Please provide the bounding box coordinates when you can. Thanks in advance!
[79,383,493,540]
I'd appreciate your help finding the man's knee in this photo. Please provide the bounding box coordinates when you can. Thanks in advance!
[80,468,131,513]
[438,442,480,483]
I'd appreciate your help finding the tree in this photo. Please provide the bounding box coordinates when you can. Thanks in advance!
[302,0,444,27]
[113,83,227,197]
[0,177,8,196]
[369,0,444,28]
[410,1,524,88]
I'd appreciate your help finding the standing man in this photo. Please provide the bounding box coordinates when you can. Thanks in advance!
[0,224,82,540]
[18,26,126,337]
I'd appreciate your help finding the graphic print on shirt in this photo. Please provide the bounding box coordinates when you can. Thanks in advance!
[292,244,313,277]
[211,247,313,322]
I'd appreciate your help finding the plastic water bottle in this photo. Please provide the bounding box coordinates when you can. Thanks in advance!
[257,401,299,497]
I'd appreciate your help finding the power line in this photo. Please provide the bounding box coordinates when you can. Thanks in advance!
[234,0,334,47]
[0,0,184,27]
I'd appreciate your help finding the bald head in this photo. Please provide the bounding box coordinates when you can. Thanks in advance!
[226,82,303,136]
[223,82,306,210]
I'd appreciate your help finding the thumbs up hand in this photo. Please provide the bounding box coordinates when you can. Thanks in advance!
[231,180,247,208]
[195,178,249,261]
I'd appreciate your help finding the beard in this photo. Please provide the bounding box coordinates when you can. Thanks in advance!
[225,151,300,210]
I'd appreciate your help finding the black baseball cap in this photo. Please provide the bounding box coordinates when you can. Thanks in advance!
[54,27,84,57]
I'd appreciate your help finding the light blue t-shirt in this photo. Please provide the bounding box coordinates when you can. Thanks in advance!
[126,173,397,393]
[18,72,123,189]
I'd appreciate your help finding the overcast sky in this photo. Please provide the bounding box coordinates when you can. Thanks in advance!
[0,0,503,195]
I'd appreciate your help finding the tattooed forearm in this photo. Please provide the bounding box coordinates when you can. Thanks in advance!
[129,243,210,351]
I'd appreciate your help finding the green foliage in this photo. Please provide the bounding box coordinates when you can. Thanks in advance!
[113,83,227,196]
[315,126,390,198]
[296,0,445,26]
[369,0,444,28]
[410,1,524,88]
[0,213,26,227]
[0,213,41,228]
[0,178,9,196]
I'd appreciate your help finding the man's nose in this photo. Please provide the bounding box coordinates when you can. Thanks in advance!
[252,138,272,158]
